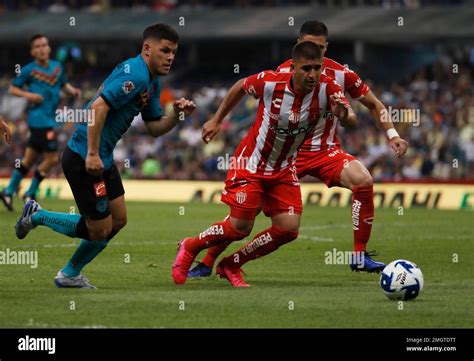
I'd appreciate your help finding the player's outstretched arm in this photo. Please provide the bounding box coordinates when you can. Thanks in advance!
[8,84,43,104]
[0,117,12,144]
[359,90,408,158]
[202,78,246,144]
[86,96,110,176]
[62,83,82,98]
[146,97,196,138]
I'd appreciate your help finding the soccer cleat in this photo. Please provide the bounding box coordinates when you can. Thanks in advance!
[15,199,42,240]
[216,262,250,288]
[188,262,213,278]
[172,238,197,285]
[1,190,14,211]
[350,251,385,273]
[54,271,97,289]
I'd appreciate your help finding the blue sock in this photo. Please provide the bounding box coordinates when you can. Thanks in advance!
[61,239,109,277]
[24,170,45,197]
[31,210,81,238]
[5,169,25,196]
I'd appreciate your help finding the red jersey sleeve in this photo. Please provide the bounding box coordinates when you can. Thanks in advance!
[344,68,369,100]
[326,79,352,113]
[243,70,276,99]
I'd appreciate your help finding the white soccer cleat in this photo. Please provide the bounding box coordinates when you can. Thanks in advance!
[54,271,97,289]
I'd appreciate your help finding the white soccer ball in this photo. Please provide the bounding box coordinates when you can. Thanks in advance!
[380,259,424,301]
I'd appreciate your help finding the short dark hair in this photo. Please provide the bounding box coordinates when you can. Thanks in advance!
[299,20,328,38]
[292,41,322,62]
[143,23,179,43]
[30,34,46,47]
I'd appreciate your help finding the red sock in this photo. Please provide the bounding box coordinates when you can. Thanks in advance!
[202,242,231,268]
[352,185,374,252]
[220,225,298,268]
[185,220,246,254]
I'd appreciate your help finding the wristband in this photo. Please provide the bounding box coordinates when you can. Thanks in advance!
[386,128,399,140]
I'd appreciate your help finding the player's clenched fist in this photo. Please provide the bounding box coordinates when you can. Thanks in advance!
[173,98,196,117]
[86,153,104,176]
[388,137,409,158]
[202,116,221,144]
[0,117,12,144]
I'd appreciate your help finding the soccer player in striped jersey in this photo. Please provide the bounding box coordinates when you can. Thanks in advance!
[172,41,356,287]
[189,21,409,277]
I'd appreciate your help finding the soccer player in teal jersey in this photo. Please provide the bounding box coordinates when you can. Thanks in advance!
[15,24,196,288]
[1,34,81,210]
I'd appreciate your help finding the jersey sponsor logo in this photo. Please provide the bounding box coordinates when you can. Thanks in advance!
[328,149,343,157]
[236,191,247,204]
[93,181,107,197]
[122,81,135,94]
[354,78,362,88]
[199,224,225,240]
[270,123,315,136]
[352,199,362,230]
[241,232,273,256]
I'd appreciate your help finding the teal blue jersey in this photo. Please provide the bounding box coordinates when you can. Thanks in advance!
[68,54,163,170]
[11,60,67,129]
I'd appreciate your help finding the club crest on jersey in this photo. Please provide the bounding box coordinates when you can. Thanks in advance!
[288,111,300,124]
[236,191,247,204]
[122,81,135,94]
[93,181,107,197]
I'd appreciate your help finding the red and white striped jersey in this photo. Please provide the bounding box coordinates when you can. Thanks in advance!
[231,70,350,178]
[277,57,369,152]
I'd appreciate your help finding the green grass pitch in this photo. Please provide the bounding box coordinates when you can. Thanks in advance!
[0,198,472,328]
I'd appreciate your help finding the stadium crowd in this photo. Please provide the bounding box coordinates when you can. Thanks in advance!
[0,59,473,182]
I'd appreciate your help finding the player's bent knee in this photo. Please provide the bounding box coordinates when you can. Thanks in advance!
[87,221,113,241]
[233,224,252,238]
[353,173,373,187]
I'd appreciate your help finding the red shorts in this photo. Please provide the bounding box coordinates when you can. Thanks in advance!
[221,167,303,220]
[296,146,357,187]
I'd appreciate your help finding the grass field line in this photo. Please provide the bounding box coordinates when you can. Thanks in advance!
[297,234,335,242]
[25,319,108,328]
